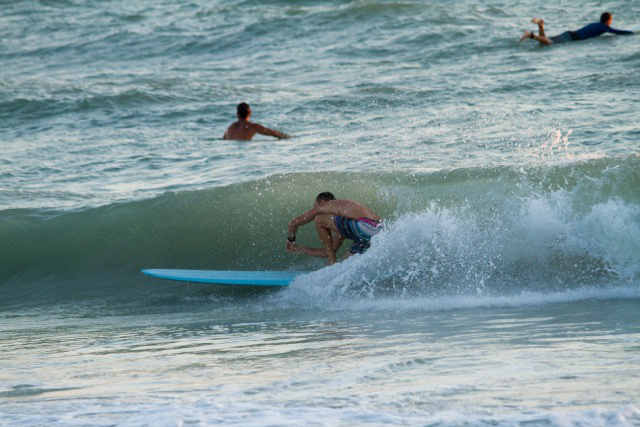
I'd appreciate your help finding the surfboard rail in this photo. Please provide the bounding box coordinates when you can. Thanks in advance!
[141,269,304,286]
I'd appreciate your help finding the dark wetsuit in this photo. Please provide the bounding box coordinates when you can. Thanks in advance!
[551,22,634,44]
[334,216,382,255]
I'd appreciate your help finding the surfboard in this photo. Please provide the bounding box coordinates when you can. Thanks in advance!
[141,269,303,286]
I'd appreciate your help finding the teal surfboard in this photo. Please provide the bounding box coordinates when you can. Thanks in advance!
[141,269,303,286]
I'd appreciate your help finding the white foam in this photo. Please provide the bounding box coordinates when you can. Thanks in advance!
[2,399,638,426]
[283,187,640,308]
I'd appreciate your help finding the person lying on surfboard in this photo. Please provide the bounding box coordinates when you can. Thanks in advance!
[286,192,383,266]
[223,102,290,140]
[519,12,635,46]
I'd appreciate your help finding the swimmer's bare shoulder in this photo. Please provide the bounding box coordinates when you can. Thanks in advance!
[223,121,256,140]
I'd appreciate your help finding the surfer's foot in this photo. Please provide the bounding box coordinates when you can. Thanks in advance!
[519,31,532,43]
[532,18,543,25]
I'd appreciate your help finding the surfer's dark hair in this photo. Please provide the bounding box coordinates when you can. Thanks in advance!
[600,12,611,24]
[316,192,336,202]
[237,102,251,119]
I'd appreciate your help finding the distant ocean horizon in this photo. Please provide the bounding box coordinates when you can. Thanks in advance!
[2,0,639,425]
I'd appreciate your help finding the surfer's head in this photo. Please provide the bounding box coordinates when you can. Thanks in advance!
[315,192,336,206]
[600,12,612,25]
[237,102,251,120]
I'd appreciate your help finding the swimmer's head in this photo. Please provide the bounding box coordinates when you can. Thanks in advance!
[237,102,251,120]
[600,12,612,25]
[315,192,336,206]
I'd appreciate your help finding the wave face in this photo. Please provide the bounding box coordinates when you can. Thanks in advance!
[2,157,638,308]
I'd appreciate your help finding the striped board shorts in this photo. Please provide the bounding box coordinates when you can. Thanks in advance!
[334,216,383,254]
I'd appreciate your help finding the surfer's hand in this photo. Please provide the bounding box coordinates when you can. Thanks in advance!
[287,241,305,254]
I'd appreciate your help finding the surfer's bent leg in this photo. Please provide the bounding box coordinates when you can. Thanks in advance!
[520,18,553,45]
[533,34,553,45]
[314,214,337,265]
[535,18,546,38]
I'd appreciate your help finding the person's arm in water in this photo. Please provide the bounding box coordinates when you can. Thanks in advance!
[251,123,290,139]
[605,25,634,35]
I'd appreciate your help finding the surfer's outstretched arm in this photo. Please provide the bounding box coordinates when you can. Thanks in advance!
[605,27,635,36]
[287,207,320,241]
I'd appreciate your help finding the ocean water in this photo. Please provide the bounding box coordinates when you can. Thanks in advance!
[1,0,639,425]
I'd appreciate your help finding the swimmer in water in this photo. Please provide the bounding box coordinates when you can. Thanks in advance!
[519,12,635,46]
[223,102,289,140]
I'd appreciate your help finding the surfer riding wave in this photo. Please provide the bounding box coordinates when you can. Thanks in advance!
[286,192,383,265]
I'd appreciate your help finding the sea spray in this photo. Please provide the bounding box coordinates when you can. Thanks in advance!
[287,194,638,305]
